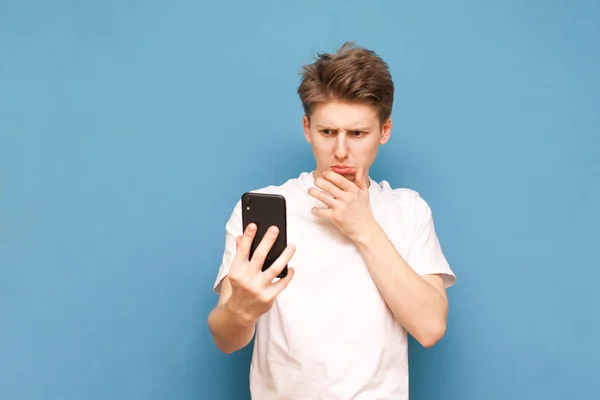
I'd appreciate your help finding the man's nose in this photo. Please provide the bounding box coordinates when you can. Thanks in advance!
[334,133,349,159]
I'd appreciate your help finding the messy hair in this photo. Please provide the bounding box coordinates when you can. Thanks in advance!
[297,41,394,125]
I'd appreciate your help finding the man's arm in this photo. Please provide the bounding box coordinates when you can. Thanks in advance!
[308,170,452,348]
[354,223,448,348]
[208,223,296,354]
[207,277,256,354]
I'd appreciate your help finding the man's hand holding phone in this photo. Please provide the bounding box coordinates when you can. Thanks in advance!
[225,223,296,326]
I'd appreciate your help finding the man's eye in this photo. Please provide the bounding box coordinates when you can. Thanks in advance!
[351,131,362,136]
[322,129,331,135]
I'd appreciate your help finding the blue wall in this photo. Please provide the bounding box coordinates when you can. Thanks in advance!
[2,1,599,399]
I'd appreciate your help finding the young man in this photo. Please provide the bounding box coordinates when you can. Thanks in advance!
[208,42,456,399]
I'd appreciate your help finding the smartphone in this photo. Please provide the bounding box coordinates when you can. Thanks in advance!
[241,192,288,279]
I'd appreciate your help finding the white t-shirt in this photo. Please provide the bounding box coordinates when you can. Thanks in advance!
[213,171,456,400]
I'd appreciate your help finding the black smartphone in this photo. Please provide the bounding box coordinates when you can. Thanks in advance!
[241,192,288,279]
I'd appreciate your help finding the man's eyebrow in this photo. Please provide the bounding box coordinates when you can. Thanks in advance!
[315,125,371,131]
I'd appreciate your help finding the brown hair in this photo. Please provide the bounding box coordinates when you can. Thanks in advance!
[297,41,394,125]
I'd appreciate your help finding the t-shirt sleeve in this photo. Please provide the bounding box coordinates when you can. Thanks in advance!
[406,194,456,288]
[213,200,243,294]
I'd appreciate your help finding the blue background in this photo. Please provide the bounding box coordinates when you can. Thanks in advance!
[1,1,599,399]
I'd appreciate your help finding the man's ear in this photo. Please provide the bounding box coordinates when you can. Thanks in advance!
[379,118,392,144]
[303,114,312,143]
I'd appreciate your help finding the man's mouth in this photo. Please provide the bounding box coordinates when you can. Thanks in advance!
[330,165,354,175]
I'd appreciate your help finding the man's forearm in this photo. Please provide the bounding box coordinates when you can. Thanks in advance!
[208,302,256,354]
[354,223,448,348]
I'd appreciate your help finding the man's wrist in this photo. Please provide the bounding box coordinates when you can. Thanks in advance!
[224,300,257,328]
[352,219,383,247]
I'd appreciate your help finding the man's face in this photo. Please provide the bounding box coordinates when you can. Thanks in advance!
[303,100,392,184]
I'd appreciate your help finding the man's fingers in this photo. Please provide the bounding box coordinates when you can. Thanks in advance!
[308,187,337,208]
[354,167,368,190]
[270,267,295,295]
[250,225,279,267]
[263,244,296,282]
[322,170,355,192]
[314,176,346,198]
[235,223,257,261]
[311,207,333,219]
